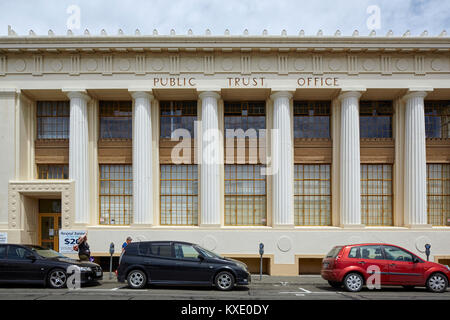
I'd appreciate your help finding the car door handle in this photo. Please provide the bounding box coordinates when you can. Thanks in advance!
[389,263,396,267]
[358,261,366,265]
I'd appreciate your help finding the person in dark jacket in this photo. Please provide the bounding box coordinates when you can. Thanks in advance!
[77,233,91,261]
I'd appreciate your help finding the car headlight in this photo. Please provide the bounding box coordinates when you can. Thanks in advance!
[235,262,248,271]
[446,265,450,271]
[80,267,92,272]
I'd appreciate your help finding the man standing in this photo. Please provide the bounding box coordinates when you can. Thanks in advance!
[77,233,91,261]
[122,236,132,252]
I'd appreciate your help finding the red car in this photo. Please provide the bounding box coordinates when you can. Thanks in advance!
[321,243,450,293]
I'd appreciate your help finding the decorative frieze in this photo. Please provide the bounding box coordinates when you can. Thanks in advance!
[277,55,288,75]
[70,54,80,76]
[102,55,113,75]
[347,55,358,75]
[312,55,323,75]
[241,55,251,75]
[414,55,426,75]
[33,55,43,76]
[381,55,392,75]
[170,55,180,75]
[0,55,6,75]
[135,54,146,75]
[203,55,214,75]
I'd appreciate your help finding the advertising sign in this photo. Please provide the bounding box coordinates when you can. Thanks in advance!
[59,230,85,254]
[0,232,7,244]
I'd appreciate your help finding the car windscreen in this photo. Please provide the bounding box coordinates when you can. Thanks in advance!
[195,245,223,259]
[325,246,343,258]
[30,247,67,259]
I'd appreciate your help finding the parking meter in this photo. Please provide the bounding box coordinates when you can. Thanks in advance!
[259,243,264,280]
[425,244,431,261]
[109,242,115,279]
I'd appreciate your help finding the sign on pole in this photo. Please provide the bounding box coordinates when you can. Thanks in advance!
[0,232,7,244]
[59,230,85,254]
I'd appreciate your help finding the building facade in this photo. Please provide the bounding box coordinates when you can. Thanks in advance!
[0,31,449,275]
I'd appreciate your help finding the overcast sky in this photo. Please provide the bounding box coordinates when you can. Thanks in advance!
[0,0,449,37]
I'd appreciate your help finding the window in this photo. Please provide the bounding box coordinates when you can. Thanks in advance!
[294,164,331,226]
[37,165,68,179]
[224,102,265,138]
[359,245,384,260]
[39,199,61,213]
[160,165,198,225]
[174,244,200,260]
[427,164,450,226]
[294,101,330,138]
[348,247,361,259]
[7,246,30,260]
[0,246,6,259]
[361,164,393,226]
[37,101,70,139]
[425,101,450,138]
[139,243,173,258]
[325,246,343,258]
[99,165,133,225]
[225,165,266,226]
[383,246,413,262]
[359,101,393,138]
[160,101,197,138]
[99,101,132,139]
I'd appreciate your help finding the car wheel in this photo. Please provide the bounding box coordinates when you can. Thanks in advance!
[426,273,448,293]
[127,270,147,289]
[215,271,235,291]
[328,281,342,289]
[48,269,67,289]
[343,273,364,292]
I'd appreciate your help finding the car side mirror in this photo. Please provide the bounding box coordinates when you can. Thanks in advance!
[413,257,420,263]
[198,255,205,261]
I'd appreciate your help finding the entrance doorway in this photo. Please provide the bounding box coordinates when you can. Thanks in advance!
[38,199,62,251]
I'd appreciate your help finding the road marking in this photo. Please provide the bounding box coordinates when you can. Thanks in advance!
[299,287,312,294]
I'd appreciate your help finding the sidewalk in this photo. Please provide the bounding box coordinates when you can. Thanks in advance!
[101,273,327,285]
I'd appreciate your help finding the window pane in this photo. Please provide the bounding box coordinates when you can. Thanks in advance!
[361,164,393,226]
[359,101,393,138]
[425,101,450,138]
[225,165,266,226]
[294,164,331,226]
[160,165,198,225]
[160,101,197,138]
[99,164,133,225]
[294,101,330,138]
[427,164,450,226]
[37,101,70,139]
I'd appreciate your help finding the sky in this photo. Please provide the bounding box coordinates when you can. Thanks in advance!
[0,0,449,37]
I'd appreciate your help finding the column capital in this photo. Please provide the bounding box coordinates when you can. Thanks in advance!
[338,90,363,101]
[130,91,154,101]
[63,90,91,102]
[270,91,293,100]
[0,88,19,97]
[198,91,221,100]
[403,90,429,101]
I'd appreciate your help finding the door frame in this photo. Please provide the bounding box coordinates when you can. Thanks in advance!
[38,213,62,251]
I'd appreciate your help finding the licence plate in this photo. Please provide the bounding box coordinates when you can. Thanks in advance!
[96,271,102,277]
[323,262,329,268]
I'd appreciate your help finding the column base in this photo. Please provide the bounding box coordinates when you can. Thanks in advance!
[130,223,153,229]
[405,224,433,229]
[340,224,365,229]
[199,224,221,228]
[272,224,295,229]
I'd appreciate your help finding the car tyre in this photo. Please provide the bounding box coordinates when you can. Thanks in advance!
[127,269,147,289]
[328,281,342,289]
[426,273,448,293]
[343,273,364,292]
[215,271,235,291]
[47,268,68,289]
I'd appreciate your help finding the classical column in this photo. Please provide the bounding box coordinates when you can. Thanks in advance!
[339,91,362,226]
[131,91,154,225]
[403,91,429,227]
[67,91,90,224]
[271,91,294,227]
[199,91,221,226]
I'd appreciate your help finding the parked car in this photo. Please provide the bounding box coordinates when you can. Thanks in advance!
[116,241,251,290]
[321,243,450,293]
[0,244,102,288]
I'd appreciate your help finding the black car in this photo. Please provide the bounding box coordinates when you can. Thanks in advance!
[117,241,251,290]
[0,244,102,288]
